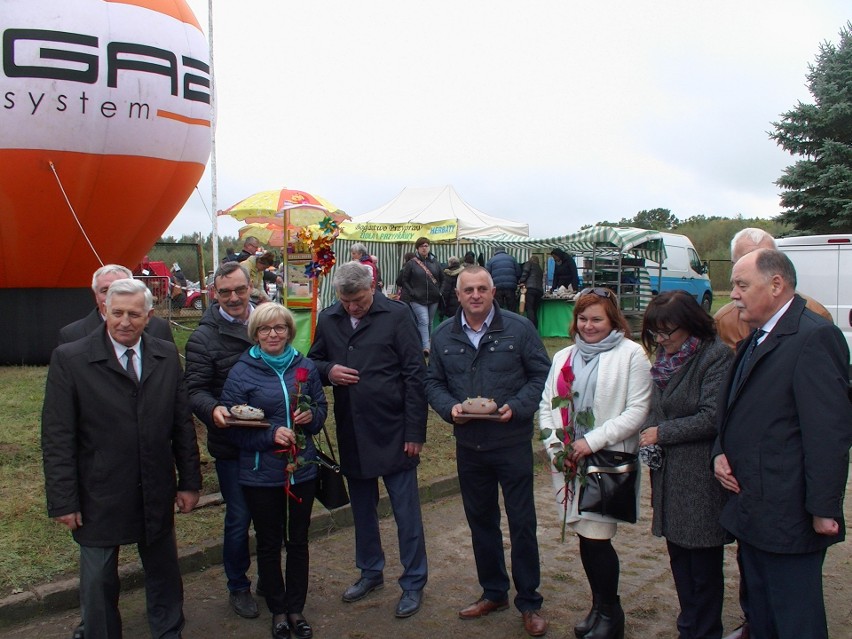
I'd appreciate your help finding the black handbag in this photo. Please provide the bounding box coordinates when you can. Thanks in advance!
[314,425,350,510]
[578,449,638,524]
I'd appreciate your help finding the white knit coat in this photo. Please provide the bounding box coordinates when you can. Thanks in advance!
[538,337,652,539]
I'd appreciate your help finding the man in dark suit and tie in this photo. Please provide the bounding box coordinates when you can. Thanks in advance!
[42,278,201,638]
[713,249,852,639]
[59,264,173,345]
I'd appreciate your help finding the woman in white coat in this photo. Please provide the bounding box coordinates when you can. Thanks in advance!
[539,287,651,639]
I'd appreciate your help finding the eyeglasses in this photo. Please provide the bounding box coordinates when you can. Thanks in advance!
[216,285,249,298]
[646,327,679,341]
[578,287,613,299]
[257,324,289,337]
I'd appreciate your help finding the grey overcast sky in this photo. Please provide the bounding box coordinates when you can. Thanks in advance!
[168,0,851,240]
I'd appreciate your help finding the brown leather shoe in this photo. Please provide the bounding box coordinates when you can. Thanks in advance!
[522,610,548,637]
[458,597,509,619]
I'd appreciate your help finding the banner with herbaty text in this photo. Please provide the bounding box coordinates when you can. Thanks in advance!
[338,219,458,242]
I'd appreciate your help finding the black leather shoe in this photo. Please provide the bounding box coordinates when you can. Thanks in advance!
[71,622,85,639]
[342,575,384,602]
[229,589,260,618]
[271,616,290,639]
[395,590,423,618]
[288,614,313,639]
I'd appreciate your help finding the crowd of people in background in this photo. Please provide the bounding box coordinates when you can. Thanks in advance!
[41,228,851,639]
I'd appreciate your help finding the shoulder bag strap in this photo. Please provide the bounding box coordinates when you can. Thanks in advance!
[413,258,438,285]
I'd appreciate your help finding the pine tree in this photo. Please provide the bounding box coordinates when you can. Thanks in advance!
[770,22,852,233]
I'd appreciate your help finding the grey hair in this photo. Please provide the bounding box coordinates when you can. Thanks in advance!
[106,278,153,312]
[350,242,368,257]
[754,248,797,289]
[333,261,373,295]
[731,228,776,259]
[91,264,132,291]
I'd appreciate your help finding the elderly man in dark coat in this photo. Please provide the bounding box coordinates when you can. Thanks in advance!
[713,249,852,639]
[308,261,428,620]
[42,278,201,639]
[59,264,173,345]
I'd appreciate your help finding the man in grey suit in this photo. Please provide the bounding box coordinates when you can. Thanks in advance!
[43,278,201,639]
[713,249,852,639]
[59,264,173,345]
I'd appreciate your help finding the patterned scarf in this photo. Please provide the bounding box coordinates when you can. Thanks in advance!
[650,335,701,390]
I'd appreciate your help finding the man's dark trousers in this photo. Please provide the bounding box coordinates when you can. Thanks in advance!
[456,443,543,612]
[80,530,184,638]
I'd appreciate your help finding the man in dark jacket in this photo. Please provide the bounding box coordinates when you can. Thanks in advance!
[518,255,544,329]
[42,278,201,639]
[485,247,521,312]
[59,264,173,345]
[424,266,551,637]
[184,261,260,620]
[236,236,261,262]
[550,248,579,292]
[713,249,852,639]
[308,261,428,620]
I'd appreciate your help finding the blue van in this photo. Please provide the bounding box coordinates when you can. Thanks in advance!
[645,232,713,311]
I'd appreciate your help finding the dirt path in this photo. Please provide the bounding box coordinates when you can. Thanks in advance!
[3,465,852,638]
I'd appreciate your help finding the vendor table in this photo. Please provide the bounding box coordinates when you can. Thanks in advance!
[538,298,574,338]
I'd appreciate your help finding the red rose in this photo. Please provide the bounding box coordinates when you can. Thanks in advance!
[563,361,575,385]
[295,367,310,383]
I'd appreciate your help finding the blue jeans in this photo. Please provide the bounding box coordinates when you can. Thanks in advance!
[216,458,253,593]
[409,302,437,350]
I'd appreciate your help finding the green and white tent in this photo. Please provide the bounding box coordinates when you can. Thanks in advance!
[321,225,666,312]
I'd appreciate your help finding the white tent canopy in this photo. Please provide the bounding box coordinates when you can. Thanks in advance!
[346,185,529,238]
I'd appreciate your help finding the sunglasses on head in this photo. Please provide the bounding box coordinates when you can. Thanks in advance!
[578,287,614,299]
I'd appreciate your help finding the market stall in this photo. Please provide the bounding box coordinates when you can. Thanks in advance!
[220,188,348,353]
[467,226,666,338]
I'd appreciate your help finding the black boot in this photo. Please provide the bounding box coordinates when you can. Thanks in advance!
[574,593,600,638]
[582,597,624,639]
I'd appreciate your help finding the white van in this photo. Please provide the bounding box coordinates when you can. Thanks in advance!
[776,234,852,368]
[645,232,714,311]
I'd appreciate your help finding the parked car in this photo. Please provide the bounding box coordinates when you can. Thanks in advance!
[184,286,204,311]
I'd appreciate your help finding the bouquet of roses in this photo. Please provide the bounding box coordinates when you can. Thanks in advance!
[539,356,594,541]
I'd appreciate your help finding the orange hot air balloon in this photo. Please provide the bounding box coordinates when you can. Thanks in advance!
[0,0,212,363]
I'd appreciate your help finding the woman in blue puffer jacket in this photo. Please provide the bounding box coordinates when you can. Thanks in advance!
[221,303,327,639]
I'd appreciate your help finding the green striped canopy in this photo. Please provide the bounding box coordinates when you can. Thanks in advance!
[320,226,666,311]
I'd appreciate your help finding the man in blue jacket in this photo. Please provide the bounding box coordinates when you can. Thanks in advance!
[485,247,521,313]
[425,266,551,637]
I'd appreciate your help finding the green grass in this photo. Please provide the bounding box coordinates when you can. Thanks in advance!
[8,302,740,595]
[0,335,576,594]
